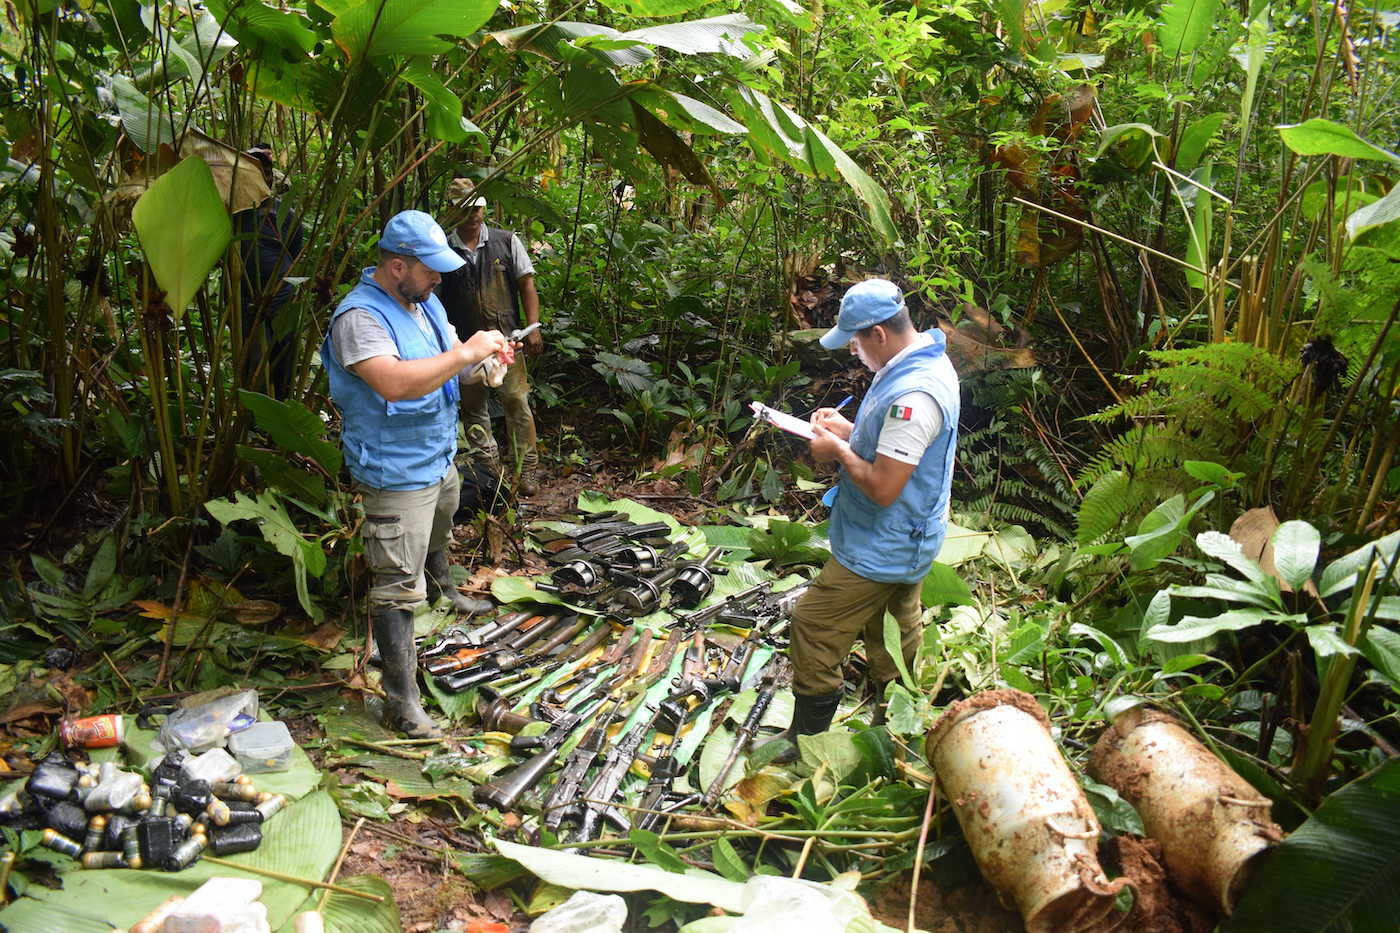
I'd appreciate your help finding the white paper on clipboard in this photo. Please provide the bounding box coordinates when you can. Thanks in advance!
[750,401,815,439]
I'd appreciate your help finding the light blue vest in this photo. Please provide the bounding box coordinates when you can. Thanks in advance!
[321,269,460,492]
[824,330,960,583]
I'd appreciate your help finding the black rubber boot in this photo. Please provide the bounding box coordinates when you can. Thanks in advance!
[772,690,843,765]
[372,606,443,739]
[425,550,492,615]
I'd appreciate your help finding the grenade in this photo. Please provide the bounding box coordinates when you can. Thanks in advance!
[163,834,206,872]
[121,825,142,864]
[40,829,82,858]
[255,794,286,821]
[207,800,262,826]
[83,815,106,854]
[81,851,127,870]
[212,782,257,802]
[173,812,193,835]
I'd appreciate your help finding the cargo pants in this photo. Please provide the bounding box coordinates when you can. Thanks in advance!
[459,358,537,473]
[788,559,923,696]
[357,465,459,611]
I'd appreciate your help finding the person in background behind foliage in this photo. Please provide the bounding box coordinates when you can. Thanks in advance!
[321,210,511,738]
[774,279,961,765]
[236,143,304,399]
[436,179,544,496]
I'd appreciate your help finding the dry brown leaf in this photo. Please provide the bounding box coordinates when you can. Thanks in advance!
[232,599,282,625]
[1230,506,1319,596]
[304,620,347,651]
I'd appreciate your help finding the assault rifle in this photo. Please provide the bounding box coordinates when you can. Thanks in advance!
[700,656,788,809]
[541,628,683,832]
[435,614,596,691]
[420,610,535,658]
[473,627,650,812]
[425,612,568,676]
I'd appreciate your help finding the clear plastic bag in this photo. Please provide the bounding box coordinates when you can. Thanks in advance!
[157,690,259,753]
[729,877,868,933]
[530,890,627,933]
[82,762,143,812]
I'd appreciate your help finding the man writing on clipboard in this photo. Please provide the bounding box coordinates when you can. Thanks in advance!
[774,279,961,764]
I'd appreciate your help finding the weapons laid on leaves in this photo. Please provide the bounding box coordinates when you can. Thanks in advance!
[435,613,592,692]
[473,627,651,812]
[700,655,790,809]
[424,611,567,677]
[419,610,535,660]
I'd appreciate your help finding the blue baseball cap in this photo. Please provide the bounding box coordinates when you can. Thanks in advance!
[819,279,907,349]
[379,210,465,274]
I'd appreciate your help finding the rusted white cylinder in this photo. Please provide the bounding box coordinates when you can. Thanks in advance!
[926,690,1123,933]
[1089,706,1281,914]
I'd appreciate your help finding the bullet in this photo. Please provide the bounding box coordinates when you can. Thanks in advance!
[81,851,127,869]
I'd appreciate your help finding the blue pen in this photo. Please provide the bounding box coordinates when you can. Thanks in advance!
[835,395,854,412]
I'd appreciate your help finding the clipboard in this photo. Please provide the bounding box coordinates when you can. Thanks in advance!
[749,401,815,440]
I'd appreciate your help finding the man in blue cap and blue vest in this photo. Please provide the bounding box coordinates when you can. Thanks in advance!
[322,210,513,738]
[775,278,960,764]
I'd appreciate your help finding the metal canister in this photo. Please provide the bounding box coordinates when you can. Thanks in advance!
[212,781,257,801]
[58,714,124,749]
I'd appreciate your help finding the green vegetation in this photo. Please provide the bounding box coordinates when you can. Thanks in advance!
[1,0,1399,925]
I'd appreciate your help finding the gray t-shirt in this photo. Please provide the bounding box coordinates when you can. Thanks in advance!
[331,305,460,373]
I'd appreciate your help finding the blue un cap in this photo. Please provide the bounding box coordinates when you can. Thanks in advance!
[819,279,907,349]
[380,210,465,274]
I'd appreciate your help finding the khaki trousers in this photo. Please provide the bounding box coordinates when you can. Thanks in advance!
[789,559,923,696]
[358,465,459,611]
[459,359,537,471]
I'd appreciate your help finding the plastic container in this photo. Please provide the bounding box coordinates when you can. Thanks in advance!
[926,690,1126,933]
[182,748,243,786]
[226,721,294,774]
[1089,705,1283,914]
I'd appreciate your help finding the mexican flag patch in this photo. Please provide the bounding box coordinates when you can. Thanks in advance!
[889,404,914,421]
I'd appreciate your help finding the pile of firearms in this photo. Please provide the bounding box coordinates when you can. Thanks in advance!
[418,511,807,841]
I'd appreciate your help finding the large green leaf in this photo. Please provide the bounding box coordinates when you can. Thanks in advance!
[112,75,177,152]
[0,791,342,933]
[1232,9,1269,155]
[1272,520,1320,591]
[332,0,497,62]
[1319,529,1400,598]
[206,0,319,57]
[1158,0,1221,59]
[490,22,653,68]
[617,15,763,57]
[1176,113,1228,174]
[1183,162,1213,290]
[294,875,400,933]
[205,491,326,621]
[921,560,974,607]
[727,87,896,246]
[1145,607,1306,643]
[132,156,233,316]
[590,0,711,18]
[1359,625,1400,686]
[240,390,343,475]
[403,60,483,143]
[1347,185,1400,240]
[1196,530,1268,583]
[1225,757,1400,932]
[1277,119,1400,164]
[493,839,747,911]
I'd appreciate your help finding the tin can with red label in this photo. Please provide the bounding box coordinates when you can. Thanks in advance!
[59,714,124,749]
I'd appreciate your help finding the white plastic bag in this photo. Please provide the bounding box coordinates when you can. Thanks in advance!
[729,876,867,933]
[530,890,627,933]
